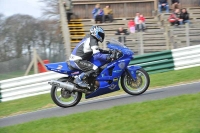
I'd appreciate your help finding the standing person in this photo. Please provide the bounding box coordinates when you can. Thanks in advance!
[103,5,113,23]
[128,19,135,33]
[92,4,104,24]
[139,14,146,32]
[179,8,190,25]
[158,0,169,13]
[63,0,73,24]
[168,8,181,26]
[171,0,181,10]
[134,12,140,32]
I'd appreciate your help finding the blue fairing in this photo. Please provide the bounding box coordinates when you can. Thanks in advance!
[46,39,143,99]
[45,62,82,76]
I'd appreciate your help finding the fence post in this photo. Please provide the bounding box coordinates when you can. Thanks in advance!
[139,32,144,55]
[185,23,190,46]
[33,48,38,74]
[59,0,71,59]
[165,25,170,50]
[169,29,175,49]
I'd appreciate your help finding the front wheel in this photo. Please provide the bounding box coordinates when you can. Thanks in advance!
[121,68,150,95]
[51,78,82,108]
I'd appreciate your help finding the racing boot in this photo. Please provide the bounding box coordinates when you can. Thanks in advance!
[74,72,88,88]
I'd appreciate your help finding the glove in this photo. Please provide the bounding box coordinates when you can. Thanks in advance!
[99,49,112,54]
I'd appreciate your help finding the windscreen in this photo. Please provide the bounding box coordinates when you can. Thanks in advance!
[107,39,127,48]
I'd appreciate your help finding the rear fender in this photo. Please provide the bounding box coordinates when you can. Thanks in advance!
[125,65,141,80]
[45,62,73,74]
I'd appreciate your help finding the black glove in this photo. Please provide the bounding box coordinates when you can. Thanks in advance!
[99,49,112,54]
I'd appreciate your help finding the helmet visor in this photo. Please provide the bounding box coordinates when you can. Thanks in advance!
[98,32,105,42]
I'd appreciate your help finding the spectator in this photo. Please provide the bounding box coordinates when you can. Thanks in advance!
[115,27,129,44]
[158,0,169,13]
[63,0,73,24]
[92,4,104,24]
[168,8,181,26]
[103,5,113,23]
[134,12,140,32]
[171,0,181,10]
[179,8,190,25]
[139,14,146,32]
[128,19,135,33]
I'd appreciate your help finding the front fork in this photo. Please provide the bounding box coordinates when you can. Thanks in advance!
[125,65,141,80]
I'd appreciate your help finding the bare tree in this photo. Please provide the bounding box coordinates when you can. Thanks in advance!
[40,0,59,19]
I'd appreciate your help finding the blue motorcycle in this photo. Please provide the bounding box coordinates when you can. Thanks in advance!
[46,40,150,108]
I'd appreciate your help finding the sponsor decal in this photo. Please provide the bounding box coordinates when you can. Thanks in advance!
[71,71,79,75]
[113,70,122,73]
[51,69,61,72]
[118,62,126,69]
[57,65,63,70]
[109,84,117,90]
[113,77,118,81]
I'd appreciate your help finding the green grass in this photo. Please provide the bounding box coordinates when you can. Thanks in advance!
[1,93,200,133]
[0,66,200,118]
[0,70,34,80]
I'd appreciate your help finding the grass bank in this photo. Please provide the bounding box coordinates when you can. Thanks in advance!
[1,93,200,133]
[0,66,200,118]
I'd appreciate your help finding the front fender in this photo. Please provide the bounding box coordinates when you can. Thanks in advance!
[125,65,141,80]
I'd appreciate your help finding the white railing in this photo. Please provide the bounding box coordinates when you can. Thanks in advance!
[0,71,67,102]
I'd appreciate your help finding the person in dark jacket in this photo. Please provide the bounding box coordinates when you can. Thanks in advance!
[179,8,190,25]
[70,26,111,88]
[171,0,181,10]
[158,0,169,13]
[115,27,129,44]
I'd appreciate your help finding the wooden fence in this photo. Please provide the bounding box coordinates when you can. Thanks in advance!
[71,0,157,19]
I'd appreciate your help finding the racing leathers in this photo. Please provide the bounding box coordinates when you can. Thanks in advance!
[69,35,110,88]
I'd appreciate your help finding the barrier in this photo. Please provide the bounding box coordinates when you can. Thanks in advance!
[130,44,200,74]
[0,72,67,102]
[0,45,199,102]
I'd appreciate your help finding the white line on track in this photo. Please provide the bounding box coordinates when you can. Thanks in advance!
[1,81,200,120]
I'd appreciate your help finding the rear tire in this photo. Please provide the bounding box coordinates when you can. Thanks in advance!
[121,68,150,95]
[51,77,82,108]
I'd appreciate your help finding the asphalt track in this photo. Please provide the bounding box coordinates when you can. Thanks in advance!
[0,82,200,127]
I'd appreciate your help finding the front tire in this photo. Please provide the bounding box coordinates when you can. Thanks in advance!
[51,78,82,108]
[121,68,150,95]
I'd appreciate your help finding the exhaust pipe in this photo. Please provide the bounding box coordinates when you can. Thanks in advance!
[48,80,89,93]
[48,80,76,92]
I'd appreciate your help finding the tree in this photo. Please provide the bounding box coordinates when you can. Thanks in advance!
[40,0,59,19]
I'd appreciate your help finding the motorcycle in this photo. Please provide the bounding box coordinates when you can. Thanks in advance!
[45,39,150,108]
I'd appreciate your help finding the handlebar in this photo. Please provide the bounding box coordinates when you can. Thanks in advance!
[110,50,123,61]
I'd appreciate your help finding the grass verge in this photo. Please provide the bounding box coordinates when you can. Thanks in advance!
[1,93,200,133]
[0,70,34,80]
[0,66,200,118]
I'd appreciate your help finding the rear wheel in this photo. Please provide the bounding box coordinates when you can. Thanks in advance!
[51,77,82,108]
[121,68,150,95]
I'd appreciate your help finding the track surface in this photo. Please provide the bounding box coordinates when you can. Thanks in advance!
[0,82,200,127]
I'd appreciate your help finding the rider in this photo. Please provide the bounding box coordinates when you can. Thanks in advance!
[69,26,111,88]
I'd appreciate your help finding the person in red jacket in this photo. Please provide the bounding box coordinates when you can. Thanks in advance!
[128,19,135,33]
[139,14,146,32]
[168,8,181,26]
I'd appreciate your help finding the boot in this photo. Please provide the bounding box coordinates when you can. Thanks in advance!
[74,73,88,88]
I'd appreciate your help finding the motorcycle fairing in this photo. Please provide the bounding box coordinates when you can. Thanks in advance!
[45,62,82,76]
[85,58,131,99]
